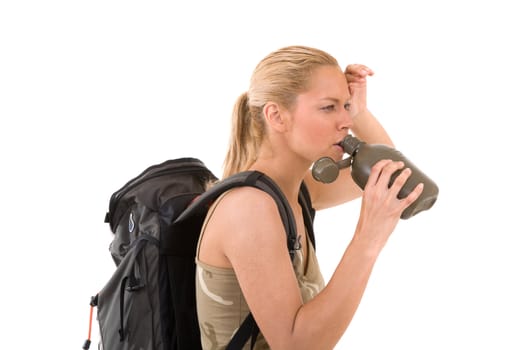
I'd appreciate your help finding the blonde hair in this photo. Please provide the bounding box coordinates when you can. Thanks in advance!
[223,45,340,178]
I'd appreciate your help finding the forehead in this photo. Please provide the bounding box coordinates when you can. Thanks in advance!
[304,65,349,100]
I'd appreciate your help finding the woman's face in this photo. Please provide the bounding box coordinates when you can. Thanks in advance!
[284,65,353,163]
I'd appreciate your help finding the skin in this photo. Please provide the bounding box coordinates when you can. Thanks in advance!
[198,64,424,349]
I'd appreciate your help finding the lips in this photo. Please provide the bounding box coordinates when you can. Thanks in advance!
[337,134,350,146]
[335,137,347,148]
[332,143,344,153]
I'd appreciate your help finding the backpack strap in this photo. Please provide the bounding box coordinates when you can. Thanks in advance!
[225,313,259,350]
[299,181,316,249]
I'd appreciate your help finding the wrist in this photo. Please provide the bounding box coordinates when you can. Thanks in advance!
[348,236,383,260]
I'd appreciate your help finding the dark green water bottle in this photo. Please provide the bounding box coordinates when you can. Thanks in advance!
[312,134,439,219]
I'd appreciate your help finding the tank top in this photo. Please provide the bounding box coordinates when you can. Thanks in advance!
[195,191,326,350]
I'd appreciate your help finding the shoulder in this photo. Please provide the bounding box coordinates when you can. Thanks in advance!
[213,186,281,225]
[208,186,287,252]
[199,185,285,267]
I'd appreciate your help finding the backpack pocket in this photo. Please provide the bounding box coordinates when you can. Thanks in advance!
[96,236,161,350]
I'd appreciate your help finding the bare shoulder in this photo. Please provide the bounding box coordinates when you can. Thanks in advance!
[199,185,288,267]
[211,186,282,236]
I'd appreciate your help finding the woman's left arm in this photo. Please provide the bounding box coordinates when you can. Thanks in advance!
[305,64,395,210]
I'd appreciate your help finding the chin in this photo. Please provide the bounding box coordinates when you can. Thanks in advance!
[328,146,345,161]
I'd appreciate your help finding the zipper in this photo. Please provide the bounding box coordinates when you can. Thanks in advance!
[106,159,215,226]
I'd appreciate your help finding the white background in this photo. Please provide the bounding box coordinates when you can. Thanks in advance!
[1,1,524,349]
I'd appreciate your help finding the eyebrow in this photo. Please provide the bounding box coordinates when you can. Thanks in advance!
[320,97,350,104]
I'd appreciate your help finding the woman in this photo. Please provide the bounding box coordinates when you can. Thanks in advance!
[195,45,424,349]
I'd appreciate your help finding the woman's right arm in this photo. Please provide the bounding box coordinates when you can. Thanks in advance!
[207,160,423,350]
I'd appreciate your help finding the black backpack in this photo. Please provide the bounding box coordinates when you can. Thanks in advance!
[83,157,315,350]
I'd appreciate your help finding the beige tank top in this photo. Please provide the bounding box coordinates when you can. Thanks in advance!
[195,191,326,350]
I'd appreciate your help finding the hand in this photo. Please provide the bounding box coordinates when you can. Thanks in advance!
[344,64,374,119]
[355,159,424,251]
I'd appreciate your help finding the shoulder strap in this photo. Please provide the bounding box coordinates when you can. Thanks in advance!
[299,181,316,249]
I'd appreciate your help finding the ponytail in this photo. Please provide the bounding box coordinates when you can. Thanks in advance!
[223,92,264,178]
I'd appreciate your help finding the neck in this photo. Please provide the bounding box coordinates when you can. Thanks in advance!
[249,155,310,205]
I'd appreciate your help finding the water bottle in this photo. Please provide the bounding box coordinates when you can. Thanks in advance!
[311,134,439,219]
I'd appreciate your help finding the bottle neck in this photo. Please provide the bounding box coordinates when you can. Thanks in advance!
[340,134,363,157]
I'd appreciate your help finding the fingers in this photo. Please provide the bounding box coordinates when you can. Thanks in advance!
[366,159,425,214]
[387,164,425,206]
[403,182,424,205]
[344,64,374,83]
[366,159,403,188]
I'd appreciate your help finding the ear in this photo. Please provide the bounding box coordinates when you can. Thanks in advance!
[263,102,288,133]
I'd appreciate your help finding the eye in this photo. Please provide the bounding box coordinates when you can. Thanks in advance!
[321,105,336,112]
[344,102,351,111]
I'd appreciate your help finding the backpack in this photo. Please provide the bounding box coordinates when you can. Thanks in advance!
[83,157,316,350]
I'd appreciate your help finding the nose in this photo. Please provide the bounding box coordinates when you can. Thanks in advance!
[338,107,353,131]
